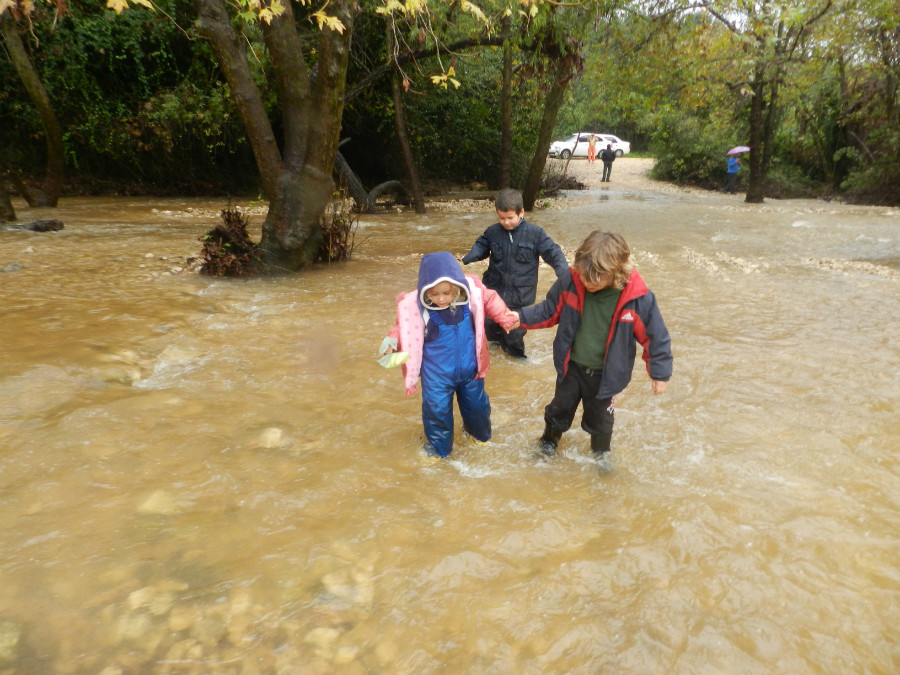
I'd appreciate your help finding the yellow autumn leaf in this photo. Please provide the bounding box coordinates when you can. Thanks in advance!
[376,0,404,15]
[460,0,486,23]
[106,0,129,14]
[312,8,346,33]
[106,0,155,12]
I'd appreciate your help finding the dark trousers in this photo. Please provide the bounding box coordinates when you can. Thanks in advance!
[724,172,737,194]
[485,317,527,358]
[544,362,615,436]
[602,161,613,182]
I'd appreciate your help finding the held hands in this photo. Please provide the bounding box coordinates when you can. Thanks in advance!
[651,380,668,395]
[499,310,520,333]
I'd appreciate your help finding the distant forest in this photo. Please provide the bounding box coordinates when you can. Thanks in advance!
[3,0,898,207]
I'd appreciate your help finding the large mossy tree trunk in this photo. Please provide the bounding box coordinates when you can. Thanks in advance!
[191,0,353,273]
[0,11,65,208]
[522,58,576,211]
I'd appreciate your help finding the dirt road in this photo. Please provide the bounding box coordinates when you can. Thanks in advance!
[554,156,657,190]
[426,157,704,213]
[552,156,711,198]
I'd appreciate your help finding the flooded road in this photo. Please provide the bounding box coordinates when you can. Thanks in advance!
[1,169,899,673]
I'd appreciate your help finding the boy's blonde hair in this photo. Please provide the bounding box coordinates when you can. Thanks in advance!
[573,230,633,290]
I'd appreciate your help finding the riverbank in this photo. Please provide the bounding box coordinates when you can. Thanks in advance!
[424,157,707,213]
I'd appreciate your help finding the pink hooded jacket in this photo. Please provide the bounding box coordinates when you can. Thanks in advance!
[387,275,515,395]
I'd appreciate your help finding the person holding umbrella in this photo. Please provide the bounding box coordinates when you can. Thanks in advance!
[723,146,749,194]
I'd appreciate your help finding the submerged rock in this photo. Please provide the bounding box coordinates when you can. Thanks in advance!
[257,427,286,449]
[18,219,64,232]
[137,490,179,515]
[0,618,22,664]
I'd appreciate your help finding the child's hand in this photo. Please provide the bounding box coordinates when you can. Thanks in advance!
[651,380,668,395]
[379,336,399,356]
[500,310,520,333]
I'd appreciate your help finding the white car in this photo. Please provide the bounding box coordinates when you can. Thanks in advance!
[548,132,631,159]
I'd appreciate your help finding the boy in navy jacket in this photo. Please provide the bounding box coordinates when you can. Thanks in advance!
[515,230,673,459]
[462,188,568,359]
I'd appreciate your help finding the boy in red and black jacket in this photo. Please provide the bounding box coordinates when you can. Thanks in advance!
[515,230,673,459]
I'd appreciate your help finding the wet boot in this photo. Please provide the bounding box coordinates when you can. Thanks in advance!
[538,423,563,457]
[590,432,612,458]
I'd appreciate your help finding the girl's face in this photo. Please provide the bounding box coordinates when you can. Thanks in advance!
[426,281,456,308]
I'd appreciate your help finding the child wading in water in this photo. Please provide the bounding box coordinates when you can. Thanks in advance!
[383,252,519,458]
[515,230,672,461]
[461,188,568,359]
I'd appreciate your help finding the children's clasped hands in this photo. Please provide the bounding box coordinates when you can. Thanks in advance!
[499,310,520,333]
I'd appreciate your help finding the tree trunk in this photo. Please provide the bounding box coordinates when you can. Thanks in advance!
[0,12,64,207]
[367,180,410,208]
[192,0,283,200]
[761,77,781,179]
[192,0,353,272]
[745,66,766,203]
[831,56,852,190]
[390,72,425,213]
[498,17,513,189]
[335,149,370,210]
[0,180,15,222]
[522,60,574,210]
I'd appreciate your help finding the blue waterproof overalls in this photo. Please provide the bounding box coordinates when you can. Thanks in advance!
[420,305,491,457]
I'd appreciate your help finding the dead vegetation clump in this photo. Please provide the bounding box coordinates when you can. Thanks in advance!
[197,205,259,276]
[315,186,361,263]
[541,159,587,196]
[195,182,361,275]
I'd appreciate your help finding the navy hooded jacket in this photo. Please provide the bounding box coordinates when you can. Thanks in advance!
[520,268,673,400]
[462,219,568,309]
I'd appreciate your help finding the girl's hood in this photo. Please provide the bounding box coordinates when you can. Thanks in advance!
[417,252,469,311]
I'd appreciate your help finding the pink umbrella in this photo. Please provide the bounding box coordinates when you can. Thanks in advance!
[727,146,750,156]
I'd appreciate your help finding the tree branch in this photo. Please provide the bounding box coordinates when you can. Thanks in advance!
[345,35,504,102]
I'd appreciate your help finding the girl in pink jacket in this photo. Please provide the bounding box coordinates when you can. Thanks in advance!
[383,252,518,457]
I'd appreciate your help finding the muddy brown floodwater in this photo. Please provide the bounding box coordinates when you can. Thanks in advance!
[1,158,899,673]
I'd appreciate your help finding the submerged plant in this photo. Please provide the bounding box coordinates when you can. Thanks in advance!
[315,184,362,264]
[197,206,259,276]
